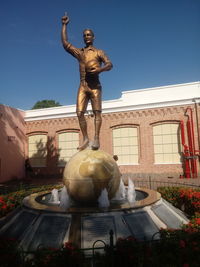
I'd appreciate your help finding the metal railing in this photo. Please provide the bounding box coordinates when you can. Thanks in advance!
[1,177,199,196]
[1,229,198,267]
[0,230,158,267]
[132,177,200,190]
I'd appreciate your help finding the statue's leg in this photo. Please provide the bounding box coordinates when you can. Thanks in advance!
[92,110,102,150]
[76,84,90,150]
[77,111,89,150]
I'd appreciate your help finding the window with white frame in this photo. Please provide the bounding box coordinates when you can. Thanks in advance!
[28,134,47,167]
[58,132,79,166]
[153,123,181,164]
[112,127,139,165]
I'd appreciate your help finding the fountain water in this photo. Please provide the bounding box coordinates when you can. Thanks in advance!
[59,186,71,210]
[49,189,60,204]
[98,188,110,208]
[127,178,136,203]
[47,177,136,210]
[112,178,126,201]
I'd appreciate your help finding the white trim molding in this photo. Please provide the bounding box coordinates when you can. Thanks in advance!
[24,81,200,121]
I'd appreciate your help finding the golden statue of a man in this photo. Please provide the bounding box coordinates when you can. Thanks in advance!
[61,15,113,150]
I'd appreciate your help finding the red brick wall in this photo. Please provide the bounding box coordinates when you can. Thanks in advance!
[25,103,200,179]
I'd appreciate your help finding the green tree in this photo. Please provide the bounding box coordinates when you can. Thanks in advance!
[31,100,62,109]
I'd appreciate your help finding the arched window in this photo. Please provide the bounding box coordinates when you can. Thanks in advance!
[28,134,47,167]
[153,123,181,164]
[58,132,79,166]
[112,127,139,165]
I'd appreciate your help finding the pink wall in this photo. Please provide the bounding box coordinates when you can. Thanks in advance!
[0,104,26,182]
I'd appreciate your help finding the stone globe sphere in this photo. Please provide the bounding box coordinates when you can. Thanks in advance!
[63,149,121,204]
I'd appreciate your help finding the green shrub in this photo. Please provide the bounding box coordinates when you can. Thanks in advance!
[157,187,200,217]
[0,184,62,218]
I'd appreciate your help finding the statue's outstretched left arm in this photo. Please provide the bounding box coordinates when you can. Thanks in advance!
[89,51,113,75]
[101,61,113,72]
[99,50,113,73]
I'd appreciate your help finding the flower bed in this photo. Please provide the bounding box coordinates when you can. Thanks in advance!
[26,242,86,267]
[1,231,200,267]
[0,184,62,218]
[157,187,200,217]
[0,240,88,267]
[109,230,200,267]
[157,187,200,233]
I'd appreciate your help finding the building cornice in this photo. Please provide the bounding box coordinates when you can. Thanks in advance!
[24,81,200,122]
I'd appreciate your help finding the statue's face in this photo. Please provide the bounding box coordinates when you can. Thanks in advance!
[83,30,94,45]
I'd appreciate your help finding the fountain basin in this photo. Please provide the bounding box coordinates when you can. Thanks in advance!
[0,187,189,252]
[23,187,158,213]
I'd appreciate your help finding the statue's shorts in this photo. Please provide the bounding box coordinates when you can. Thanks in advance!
[76,82,102,113]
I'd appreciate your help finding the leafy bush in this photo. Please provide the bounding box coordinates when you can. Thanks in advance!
[93,231,200,267]
[0,238,22,267]
[0,184,62,218]
[0,240,88,267]
[26,242,86,267]
[157,187,200,217]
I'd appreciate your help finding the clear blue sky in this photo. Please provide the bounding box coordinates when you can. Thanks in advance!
[0,0,199,110]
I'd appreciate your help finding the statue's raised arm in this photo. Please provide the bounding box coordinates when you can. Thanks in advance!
[61,15,70,50]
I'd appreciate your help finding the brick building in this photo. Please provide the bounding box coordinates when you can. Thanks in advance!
[0,81,200,182]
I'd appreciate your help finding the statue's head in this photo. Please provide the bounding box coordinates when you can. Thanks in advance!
[83,29,95,46]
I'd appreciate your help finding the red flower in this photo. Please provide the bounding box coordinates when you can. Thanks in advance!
[126,236,137,241]
[179,240,186,248]
[194,218,200,225]
[64,242,74,250]
[0,198,5,204]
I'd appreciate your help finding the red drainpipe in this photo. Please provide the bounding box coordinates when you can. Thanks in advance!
[185,108,197,178]
[180,120,191,178]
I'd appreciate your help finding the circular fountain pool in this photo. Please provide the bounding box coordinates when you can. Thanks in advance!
[0,186,189,252]
[23,187,157,213]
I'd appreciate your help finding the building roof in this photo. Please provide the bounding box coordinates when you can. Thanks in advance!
[25,81,200,121]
